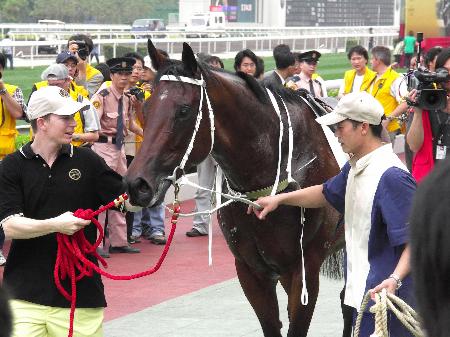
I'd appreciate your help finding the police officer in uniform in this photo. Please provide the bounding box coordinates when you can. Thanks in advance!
[91,57,143,255]
[290,50,328,97]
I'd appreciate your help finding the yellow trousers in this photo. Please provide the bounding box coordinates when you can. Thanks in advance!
[10,300,103,337]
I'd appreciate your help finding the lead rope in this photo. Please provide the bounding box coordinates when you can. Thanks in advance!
[55,191,181,337]
[354,289,424,337]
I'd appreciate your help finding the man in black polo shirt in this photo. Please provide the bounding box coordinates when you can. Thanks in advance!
[0,85,131,337]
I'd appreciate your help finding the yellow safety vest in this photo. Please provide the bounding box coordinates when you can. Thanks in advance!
[370,67,402,132]
[30,81,88,146]
[135,83,151,153]
[0,84,19,159]
[86,64,101,82]
[343,67,377,94]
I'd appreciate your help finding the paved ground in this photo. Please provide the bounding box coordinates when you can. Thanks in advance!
[104,276,344,337]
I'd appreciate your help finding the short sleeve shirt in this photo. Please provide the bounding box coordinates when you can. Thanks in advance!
[0,143,125,308]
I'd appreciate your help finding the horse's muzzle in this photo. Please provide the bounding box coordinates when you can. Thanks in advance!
[125,177,154,207]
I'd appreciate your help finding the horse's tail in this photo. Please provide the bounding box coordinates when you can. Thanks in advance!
[320,247,344,280]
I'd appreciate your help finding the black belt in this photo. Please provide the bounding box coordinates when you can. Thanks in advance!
[97,135,117,144]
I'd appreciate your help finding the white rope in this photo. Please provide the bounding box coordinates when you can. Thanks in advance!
[266,88,283,196]
[300,207,309,305]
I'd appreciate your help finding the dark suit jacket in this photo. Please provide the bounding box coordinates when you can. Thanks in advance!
[261,71,284,91]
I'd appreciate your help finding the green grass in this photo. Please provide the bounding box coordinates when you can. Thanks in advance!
[2,66,47,101]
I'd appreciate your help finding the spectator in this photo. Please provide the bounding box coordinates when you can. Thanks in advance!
[0,52,26,267]
[290,50,327,97]
[369,46,408,144]
[338,45,376,99]
[248,91,416,337]
[392,38,404,68]
[368,27,374,51]
[186,55,222,238]
[403,31,417,69]
[406,48,450,182]
[1,35,13,69]
[234,49,258,77]
[95,62,111,82]
[91,57,143,255]
[204,55,224,69]
[40,63,100,146]
[262,44,295,89]
[254,56,265,80]
[410,157,450,337]
[122,51,167,246]
[91,44,100,64]
[0,85,139,336]
[424,46,443,72]
[67,34,104,97]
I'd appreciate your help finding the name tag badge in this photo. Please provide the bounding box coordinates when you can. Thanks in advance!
[436,145,447,160]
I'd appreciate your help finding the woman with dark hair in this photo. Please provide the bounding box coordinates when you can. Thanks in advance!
[234,49,258,77]
[338,45,376,99]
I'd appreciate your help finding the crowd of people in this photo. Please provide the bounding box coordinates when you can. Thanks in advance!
[0,32,449,337]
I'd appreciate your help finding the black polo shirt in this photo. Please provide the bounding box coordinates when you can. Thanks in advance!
[0,142,125,308]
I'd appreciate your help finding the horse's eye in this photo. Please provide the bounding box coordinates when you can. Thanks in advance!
[176,105,192,120]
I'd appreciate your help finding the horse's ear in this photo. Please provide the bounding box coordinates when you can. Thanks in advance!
[182,42,198,75]
[147,39,167,71]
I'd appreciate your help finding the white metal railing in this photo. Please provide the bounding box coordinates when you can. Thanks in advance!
[0,32,397,69]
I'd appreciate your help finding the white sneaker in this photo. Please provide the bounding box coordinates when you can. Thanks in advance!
[0,250,6,266]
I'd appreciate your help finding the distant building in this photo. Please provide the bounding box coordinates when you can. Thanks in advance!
[179,0,399,27]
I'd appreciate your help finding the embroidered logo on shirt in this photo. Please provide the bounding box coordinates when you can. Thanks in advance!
[68,169,81,181]
[93,101,101,109]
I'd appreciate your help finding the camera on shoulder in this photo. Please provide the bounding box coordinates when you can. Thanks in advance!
[411,67,449,110]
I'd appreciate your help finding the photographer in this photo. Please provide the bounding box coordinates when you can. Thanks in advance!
[67,34,104,97]
[407,48,450,182]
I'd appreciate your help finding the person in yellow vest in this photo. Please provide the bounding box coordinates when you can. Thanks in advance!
[67,34,104,97]
[29,56,99,147]
[0,52,26,267]
[0,53,25,161]
[338,45,377,99]
[40,63,100,146]
[370,46,408,143]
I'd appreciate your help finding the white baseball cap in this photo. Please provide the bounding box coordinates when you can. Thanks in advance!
[41,63,70,81]
[315,91,385,126]
[27,86,89,120]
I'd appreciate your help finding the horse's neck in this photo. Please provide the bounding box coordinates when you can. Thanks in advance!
[209,88,288,193]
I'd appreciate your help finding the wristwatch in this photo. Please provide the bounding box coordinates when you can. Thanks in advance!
[0,88,7,95]
[389,273,402,289]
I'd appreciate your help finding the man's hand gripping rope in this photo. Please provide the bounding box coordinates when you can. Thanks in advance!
[54,193,181,337]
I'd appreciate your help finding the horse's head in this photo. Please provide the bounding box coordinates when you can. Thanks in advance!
[125,40,214,207]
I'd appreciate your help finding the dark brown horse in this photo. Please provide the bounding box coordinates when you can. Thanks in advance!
[125,40,344,337]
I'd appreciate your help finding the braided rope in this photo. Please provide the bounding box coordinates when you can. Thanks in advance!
[54,195,180,337]
[354,289,424,337]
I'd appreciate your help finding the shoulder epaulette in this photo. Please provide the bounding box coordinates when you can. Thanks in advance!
[98,88,110,97]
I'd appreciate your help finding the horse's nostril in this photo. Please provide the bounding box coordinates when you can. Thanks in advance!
[127,177,153,207]
[137,178,151,193]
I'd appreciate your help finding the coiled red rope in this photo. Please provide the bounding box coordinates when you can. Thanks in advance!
[54,194,180,337]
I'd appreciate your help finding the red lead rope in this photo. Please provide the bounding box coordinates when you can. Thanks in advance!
[54,194,180,337]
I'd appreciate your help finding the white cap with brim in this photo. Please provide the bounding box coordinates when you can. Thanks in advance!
[27,86,89,120]
[315,91,385,126]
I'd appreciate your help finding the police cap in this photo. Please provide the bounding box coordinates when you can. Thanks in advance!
[106,57,136,73]
[299,50,321,63]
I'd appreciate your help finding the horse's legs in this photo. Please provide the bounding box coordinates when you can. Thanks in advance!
[285,255,321,337]
[235,259,283,337]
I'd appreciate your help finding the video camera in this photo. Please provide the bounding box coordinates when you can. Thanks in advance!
[407,32,450,110]
[72,40,89,61]
[126,86,145,101]
[412,67,450,110]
